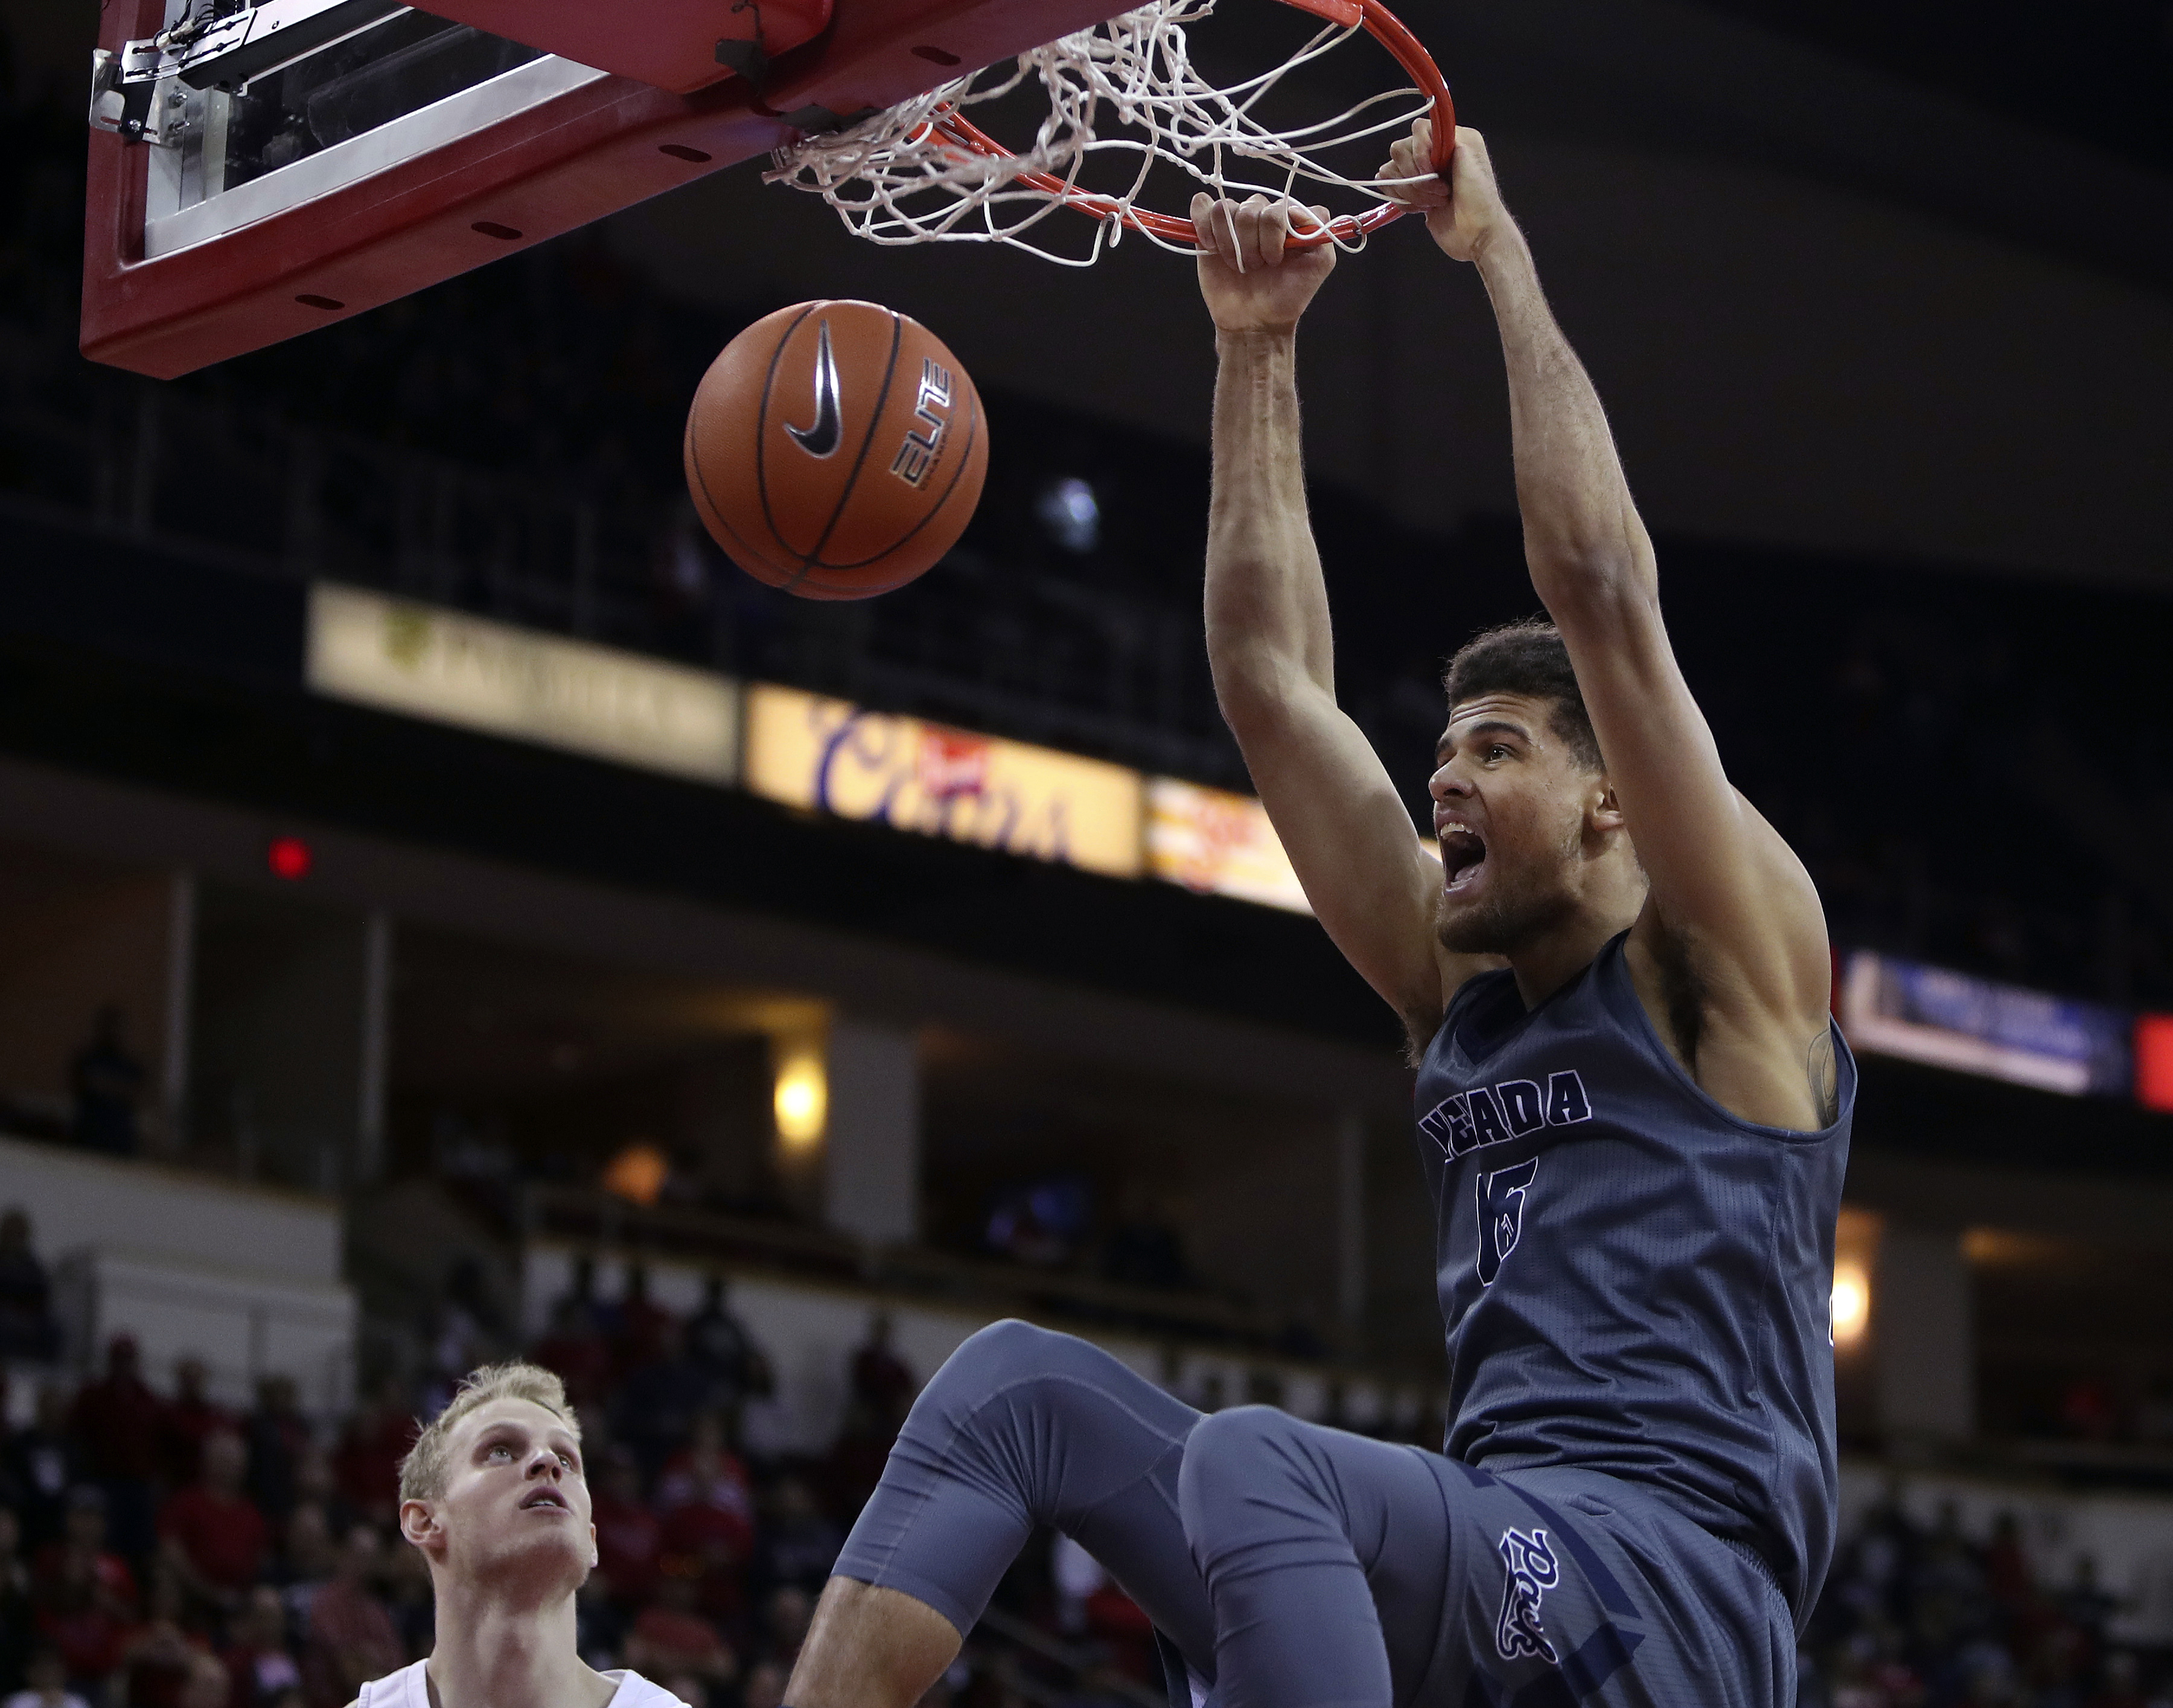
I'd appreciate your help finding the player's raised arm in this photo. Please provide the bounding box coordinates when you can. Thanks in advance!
[1382,128,1834,1117]
[1191,194,1487,1044]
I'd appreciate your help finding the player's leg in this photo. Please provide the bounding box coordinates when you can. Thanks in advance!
[1177,1406,1455,1708]
[788,1319,1215,1708]
[1179,1406,1795,1708]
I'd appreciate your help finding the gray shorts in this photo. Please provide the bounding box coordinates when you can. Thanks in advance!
[835,1321,1796,1708]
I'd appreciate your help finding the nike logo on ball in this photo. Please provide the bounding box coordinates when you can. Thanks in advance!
[786,318,843,457]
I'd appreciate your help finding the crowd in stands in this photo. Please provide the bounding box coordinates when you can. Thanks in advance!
[5,1193,2172,1708]
[1799,1490,2168,1708]
[0,1228,936,1708]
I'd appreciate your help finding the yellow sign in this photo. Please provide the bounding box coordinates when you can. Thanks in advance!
[745,684,1143,879]
[307,584,739,785]
[1144,779,1312,914]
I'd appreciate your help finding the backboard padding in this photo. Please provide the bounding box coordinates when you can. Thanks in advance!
[82,0,1153,378]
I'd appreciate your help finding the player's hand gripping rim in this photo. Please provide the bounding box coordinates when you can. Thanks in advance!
[1379,119,1509,265]
[1190,192,1338,334]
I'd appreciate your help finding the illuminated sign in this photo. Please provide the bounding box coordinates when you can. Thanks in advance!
[307,584,739,784]
[1145,779,1310,914]
[1840,952,2132,1097]
[744,684,1143,879]
[2137,1015,2173,1114]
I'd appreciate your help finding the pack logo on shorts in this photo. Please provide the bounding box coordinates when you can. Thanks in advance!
[1495,1527,1561,1664]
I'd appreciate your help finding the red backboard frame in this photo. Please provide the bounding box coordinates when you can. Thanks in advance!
[82,0,1135,378]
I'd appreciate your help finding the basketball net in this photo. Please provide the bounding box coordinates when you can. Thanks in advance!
[764,0,1453,264]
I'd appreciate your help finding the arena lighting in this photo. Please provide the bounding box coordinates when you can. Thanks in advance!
[266,835,312,880]
[600,1140,668,1207]
[1830,1261,1871,1348]
[1035,477,1101,554]
[774,1041,828,1147]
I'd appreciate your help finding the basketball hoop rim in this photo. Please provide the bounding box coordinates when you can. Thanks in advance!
[925,0,1453,249]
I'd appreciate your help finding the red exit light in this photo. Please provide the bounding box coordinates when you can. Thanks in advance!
[267,836,313,881]
[2137,1015,2173,1114]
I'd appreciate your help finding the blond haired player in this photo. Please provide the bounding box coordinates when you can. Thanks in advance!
[345,1364,691,1708]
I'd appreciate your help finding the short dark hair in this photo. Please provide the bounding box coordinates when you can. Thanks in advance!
[1441,619,1602,771]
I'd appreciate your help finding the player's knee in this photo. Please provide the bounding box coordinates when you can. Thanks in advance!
[919,1318,1086,1411]
[1178,1404,1317,1523]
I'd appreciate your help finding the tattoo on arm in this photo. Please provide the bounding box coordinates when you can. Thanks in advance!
[1808,1027,1839,1127]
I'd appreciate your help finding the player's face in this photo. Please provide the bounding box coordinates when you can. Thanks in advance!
[1428,692,1601,955]
[412,1398,595,1593]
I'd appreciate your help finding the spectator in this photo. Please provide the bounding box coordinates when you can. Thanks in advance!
[824,1318,914,1522]
[2063,1555,2120,1653]
[160,1359,233,1490]
[380,1538,433,1666]
[655,1415,753,1619]
[2089,1651,2149,1708]
[220,1584,302,1708]
[287,1446,340,1533]
[614,1327,717,1480]
[0,1507,31,1697]
[2,1648,88,1708]
[683,1276,771,1425]
[589,1450,661,1610]
[331,1385,415,1531]
[272,1506,334,1645]
[622,1575,736,1697]
[2,1391,77,1555]
[755,1478,838,1596]
[68,1007,145,1158]
[741,1658,788,1708]
[66,1338,161,1561]
[532,1298,613,1412]
[418,1261,505,1422]
[760,1584,811,1668]
[241,1379,310,1528]
[611,1267,675,1380]
[28,1488,135,1695]
[547,1257,606,1344]
[0,1214,56,1366]
[120,1564,207,1708]
[298,1526,400,1708]
[177,1654,231,1708]
[848,1314,914,1438]
[159,1432,268,1614]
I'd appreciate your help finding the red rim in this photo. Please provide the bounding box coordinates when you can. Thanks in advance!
[925,0,1452,248]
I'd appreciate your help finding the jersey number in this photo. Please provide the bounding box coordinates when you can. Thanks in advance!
[1476,1159,1537,1287]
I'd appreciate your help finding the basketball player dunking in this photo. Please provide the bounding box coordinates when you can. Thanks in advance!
[784,123,1851,1708]
[346,1365,691,1708]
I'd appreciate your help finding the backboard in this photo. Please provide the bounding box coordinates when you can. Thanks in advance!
[82,0,1139,378]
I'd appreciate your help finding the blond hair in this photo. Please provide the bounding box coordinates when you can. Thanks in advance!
[397,1362,578,1505]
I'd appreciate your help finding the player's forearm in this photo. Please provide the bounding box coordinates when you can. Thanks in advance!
[1204,328,1335,720]
[1474,226,1655,608]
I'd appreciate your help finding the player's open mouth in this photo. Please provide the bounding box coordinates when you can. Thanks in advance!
[1441,830,1487,894]
[521,1489,569,1511]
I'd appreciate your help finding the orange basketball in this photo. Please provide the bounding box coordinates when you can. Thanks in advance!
[683,299,989,601]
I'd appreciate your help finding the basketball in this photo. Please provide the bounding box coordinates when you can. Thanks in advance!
[682,299,989,601]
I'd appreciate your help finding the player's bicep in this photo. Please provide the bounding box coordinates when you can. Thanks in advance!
[1553,591,1828,1009]
[1233,683,1449,1024]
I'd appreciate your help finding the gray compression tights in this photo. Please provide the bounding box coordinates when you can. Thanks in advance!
[832,1319,1455,1708]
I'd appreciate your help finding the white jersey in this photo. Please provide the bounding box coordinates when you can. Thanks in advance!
[356,1662,692,1708]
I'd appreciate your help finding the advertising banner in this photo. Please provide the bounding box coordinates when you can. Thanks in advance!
[1144,779,1311,914]
[307,584,739,784]
[1840,951,2133,1098]
[744,684,1143,879]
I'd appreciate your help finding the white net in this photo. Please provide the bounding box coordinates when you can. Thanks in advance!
[762,0,1438,265]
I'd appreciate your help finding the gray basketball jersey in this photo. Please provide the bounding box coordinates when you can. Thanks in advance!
[1413,930,1853,1628]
